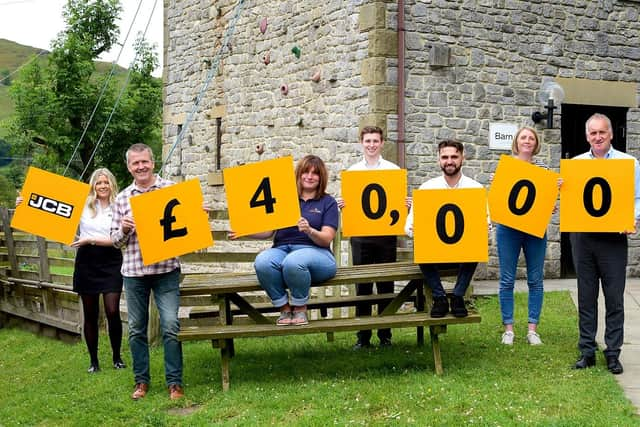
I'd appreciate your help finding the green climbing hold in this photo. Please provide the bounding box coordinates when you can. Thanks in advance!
[291,46,301,59]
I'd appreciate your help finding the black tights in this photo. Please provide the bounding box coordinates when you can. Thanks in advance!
[80,292,123,366]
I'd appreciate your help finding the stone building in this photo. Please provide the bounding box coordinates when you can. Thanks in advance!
[163,0,640,279]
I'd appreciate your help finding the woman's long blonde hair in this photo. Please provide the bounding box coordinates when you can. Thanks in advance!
[86,168,118,217]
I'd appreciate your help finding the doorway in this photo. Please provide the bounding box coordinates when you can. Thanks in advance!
[559,104,629,278]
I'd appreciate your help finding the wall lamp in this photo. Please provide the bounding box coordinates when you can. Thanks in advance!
[531,81,565,129]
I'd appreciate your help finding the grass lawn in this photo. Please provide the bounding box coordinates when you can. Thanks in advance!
[0,291,638,426]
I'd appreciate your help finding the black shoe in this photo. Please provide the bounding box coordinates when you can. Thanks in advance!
[87,363,100,373]
[450,295,468,318]
[113,359,126,369]
[379,337,392,348]
[573,355,596,369]
[352,340,371,350]
[430,296,449,318]
[606,356,623,375]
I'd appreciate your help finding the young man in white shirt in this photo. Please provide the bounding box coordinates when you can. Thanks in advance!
[404,140,482,318]
[338,126,407,349]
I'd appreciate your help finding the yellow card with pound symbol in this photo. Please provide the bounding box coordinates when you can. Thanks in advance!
[130,179,213,266]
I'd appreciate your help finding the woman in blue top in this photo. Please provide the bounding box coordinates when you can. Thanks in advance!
[248,155,339,326]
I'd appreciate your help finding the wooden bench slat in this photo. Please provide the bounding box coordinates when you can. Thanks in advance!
[178,311,481,341]
[180,262,425,295]
[185,292,411,319]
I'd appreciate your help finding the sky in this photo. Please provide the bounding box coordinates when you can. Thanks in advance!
[0,0,163,77]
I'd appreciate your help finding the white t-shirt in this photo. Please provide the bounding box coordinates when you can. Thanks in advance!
[78,201,113,239]
[347,156,400,171]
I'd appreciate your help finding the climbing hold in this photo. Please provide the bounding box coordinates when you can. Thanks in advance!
[280,84,289,95]
[255,143,265,155]
[311,70,321,82]
[260,18,268,34]
[291,46,301,59]
[263,51,270,65]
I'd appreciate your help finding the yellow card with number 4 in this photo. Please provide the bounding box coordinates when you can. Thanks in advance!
[224,157,300,237]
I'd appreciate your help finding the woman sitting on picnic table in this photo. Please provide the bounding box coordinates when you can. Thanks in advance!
[230,155,339,325]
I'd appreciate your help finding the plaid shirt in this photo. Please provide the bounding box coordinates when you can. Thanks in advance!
[111,175,180,277]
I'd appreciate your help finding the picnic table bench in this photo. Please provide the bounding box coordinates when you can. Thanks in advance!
[178,261,481,391]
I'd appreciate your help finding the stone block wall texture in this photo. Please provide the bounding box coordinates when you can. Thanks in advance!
[164,0,640,279]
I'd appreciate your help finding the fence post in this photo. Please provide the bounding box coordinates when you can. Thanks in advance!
[0,208,19,275]
[0,208,24,309]
[36,237,58,320]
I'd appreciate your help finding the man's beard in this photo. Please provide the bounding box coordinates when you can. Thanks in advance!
[441,164,461,176]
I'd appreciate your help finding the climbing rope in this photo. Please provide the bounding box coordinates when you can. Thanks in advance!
[63,0,148,179]
[159,0,246,177]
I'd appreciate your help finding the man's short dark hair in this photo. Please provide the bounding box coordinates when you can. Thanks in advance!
[437,139,464,154]
[360,126,384,141]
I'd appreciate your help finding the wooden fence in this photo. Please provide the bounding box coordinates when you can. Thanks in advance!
[0,208,280,343]
[0,207,414,341]
[0,208,84,340]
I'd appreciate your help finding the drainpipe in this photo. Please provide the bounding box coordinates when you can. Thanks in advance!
[397,0,406,169]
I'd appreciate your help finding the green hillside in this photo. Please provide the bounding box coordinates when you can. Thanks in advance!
[0,38,129,125]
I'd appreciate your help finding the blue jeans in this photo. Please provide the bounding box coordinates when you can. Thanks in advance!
[254,245,337,307]
[419,262,477,298]
[124,268,182,387]
[496,224,547,325]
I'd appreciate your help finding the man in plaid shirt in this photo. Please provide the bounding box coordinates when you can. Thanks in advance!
[111,143,184,400]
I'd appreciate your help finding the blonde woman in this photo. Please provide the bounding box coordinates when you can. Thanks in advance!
[496,127,549,346]
[71,168,125,373]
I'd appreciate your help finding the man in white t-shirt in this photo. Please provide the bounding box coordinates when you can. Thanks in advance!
[405,140,482,318]
[337,126,410,349]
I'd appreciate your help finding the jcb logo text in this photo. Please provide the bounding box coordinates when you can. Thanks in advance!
[28,193,74,219]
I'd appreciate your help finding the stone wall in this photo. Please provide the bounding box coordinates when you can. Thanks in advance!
[164,0,377,206]
[394,0,640,279]
[164,0,640,279]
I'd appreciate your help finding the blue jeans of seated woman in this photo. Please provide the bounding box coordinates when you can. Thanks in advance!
[254,245,337,307]
[124,268,182,387]
[496,224,547,325]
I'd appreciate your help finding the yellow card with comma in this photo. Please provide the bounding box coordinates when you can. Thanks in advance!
[130,179,213,266]
[340,169,407,237]
[11,167,90,245]
[413,188,488,263]
[560,159,635,232]
[488,155,559,238]
[224,156,300,237]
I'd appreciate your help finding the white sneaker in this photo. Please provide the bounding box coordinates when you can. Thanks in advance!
[501,330,514,345]
[526,331,543,345]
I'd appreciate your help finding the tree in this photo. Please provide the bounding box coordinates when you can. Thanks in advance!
[2,0,162,188]
[0,173,16,208]
[0,138,11,167]
[0,69,11,86]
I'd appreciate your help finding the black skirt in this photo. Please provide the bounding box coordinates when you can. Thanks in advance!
[72,245,123,295]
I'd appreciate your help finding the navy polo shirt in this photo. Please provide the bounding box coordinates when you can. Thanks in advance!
[273,194,339,247]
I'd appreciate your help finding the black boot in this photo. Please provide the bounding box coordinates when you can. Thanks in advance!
[430,296,449,318]
[450,295,468,317]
